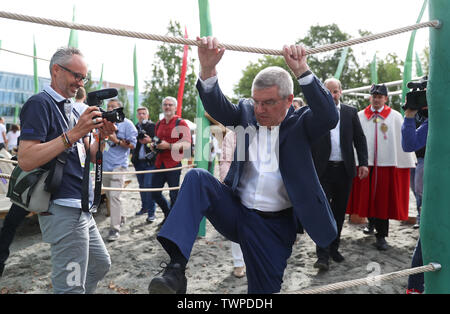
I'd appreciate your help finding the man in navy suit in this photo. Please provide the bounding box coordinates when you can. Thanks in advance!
[148,37,339,294]
[311,78,368,271]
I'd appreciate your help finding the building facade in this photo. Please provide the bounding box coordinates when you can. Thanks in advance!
[0,71,50,124]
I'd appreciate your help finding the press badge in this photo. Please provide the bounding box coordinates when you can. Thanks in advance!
[77,142,87,168]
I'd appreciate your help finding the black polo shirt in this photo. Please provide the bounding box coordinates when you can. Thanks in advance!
[19,87,91,206]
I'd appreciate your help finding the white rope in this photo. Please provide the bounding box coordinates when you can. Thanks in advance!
[0,158,18,165]
[98,164,195,175]
[0,158,195,175]
[0,10,441,56]
[0,47,50,61]
[0,172,180,192]
[292,263,441,294]
[102,186,179,192]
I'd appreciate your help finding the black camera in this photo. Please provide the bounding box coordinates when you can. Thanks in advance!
[402,76,428,111]
[87,88,125,123]
[144,136,162,163]
[137,120,155,140]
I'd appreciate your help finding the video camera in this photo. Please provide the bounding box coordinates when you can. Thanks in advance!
[402,76,428,111]
[87,88,125,123]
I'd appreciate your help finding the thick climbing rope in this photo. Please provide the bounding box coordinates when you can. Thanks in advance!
[292,263,441,294]
[0,11,441,56]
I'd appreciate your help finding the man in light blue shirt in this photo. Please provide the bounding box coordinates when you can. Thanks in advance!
[103,99,138,242]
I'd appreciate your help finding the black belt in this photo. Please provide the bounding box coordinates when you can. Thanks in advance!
[328,161,344,167]
[249,207,293,219]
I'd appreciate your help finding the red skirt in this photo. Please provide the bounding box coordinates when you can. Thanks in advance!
[346,166,410,221]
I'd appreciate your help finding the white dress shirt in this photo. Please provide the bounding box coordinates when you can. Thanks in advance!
[198,73,314,212]
[328,102,342,161]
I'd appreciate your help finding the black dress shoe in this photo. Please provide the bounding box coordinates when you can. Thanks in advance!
[373,237,388,251]
[330,250,345,263]
[363,226,374,235]
[313,258,329,271]
[148,262,187,294]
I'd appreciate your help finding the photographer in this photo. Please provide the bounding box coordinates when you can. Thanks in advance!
[18,47,116,293]
[401,78,428,294]
[103,99,138,241]
[150,96,191,225]
[131,106,157,223]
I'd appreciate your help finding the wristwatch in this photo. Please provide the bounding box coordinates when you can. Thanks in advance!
[297,70,312,80]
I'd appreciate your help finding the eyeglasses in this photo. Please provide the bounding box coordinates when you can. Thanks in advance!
[58,64,89,84]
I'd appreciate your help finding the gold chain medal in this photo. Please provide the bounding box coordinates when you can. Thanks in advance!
[380,123,388,139]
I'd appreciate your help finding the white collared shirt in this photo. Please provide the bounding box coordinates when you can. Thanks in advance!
[329,102,342,161]
[198,73,314,212]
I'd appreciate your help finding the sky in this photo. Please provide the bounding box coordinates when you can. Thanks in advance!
[0,0,431,97]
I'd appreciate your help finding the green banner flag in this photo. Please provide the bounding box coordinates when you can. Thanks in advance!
[370,53,378,84]
[196,0,214,237]
[415,51,424,77]
[334,47,348,79]
[68,6,78,48]
[97,64,104,90]
[401,0,428,105]
[133,44,139,124]
[33,36,39,93]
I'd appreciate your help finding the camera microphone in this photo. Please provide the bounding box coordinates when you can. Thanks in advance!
[87,88,118,106]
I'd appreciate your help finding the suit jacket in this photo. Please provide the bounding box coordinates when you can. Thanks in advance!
[311,103,368,179]
[197,75,339,248]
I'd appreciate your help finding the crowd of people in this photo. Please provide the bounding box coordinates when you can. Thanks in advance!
[0,37,428,294]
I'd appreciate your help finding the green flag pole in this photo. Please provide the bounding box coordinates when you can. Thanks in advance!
[97,64,104,90]
[68,6,78,48]
[370,53,378,84]
[133,44,139,124]
[415,51,424,77]
[334,47,348,79]
[401,0,428,106]
[196,0,214,237]
[33,35,38,93]
[421,0,449,294]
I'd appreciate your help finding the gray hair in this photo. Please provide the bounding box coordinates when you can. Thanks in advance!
[107,99,123,107]
[324,77,342,90]
[162,96,178,109]
[49,47,84,76]
[252,66,293,98]
[137,106,149,114]
[293,97,305,107]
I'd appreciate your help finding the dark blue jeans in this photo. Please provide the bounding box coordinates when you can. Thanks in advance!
[151,162,182,218]
[0,204,28,265]
[134,160,156,217]
[408,238,424,292]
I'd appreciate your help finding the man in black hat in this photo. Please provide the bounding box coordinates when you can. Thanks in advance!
[346,84,415,250]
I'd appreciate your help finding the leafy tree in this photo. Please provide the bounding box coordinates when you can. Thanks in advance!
[233,24,364,102]
[142,21,197,122]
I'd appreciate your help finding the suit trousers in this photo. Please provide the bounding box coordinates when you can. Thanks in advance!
[151,162,182,218]
[134,160,156,217]
[0,204,28,265]
[316,162,352,259]
[158,168,297,294]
